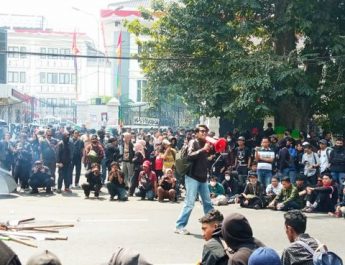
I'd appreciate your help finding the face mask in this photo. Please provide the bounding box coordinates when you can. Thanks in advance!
[225,175,230,181]
[210,181,217,187]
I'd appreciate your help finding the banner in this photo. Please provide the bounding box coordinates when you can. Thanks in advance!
[133,116,159,126]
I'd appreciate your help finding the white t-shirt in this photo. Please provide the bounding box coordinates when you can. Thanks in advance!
[319,148,331,173]
[302,152,320,176]
[266,183,283,195]
[257,148,275,170]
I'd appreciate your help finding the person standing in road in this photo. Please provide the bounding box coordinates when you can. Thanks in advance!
[40,129,58,184]
[71,130,84,188]
[121,132,134,188]
[329,137,345,191]
[255,137,275,188]
[56,132,74,193]
[175,125,214,235]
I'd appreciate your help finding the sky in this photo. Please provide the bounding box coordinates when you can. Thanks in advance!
[2,0,112,42]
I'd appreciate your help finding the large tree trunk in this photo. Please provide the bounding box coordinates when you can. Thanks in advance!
[274,0,296,56]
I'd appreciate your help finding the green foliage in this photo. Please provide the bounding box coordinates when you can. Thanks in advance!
[126,0,345,131]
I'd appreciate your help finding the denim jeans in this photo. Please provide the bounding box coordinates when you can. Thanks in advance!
[175,176,214,229]
[135,188,154,200]
[331,172,345,185]
[72,157,82,185]
[107,182,128,201]
[257,169,272,187]
[331,171,345,200]
[279,168,296,184]
[58,163,72,190]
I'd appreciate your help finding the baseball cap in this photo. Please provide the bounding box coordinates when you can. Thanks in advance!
[319,139,327,145]
[27,250,62,265]
[238,136,245,141]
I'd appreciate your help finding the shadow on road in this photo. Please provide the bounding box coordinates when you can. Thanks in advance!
[0,194,20,200]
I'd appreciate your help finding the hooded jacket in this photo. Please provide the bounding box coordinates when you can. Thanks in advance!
[108,247,152,265]
[221,213,264,265]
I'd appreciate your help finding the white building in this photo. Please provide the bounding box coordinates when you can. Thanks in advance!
[101,0,151,103]
[1,14,112,122]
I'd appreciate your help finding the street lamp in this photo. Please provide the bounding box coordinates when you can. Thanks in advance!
[72,6,100,97]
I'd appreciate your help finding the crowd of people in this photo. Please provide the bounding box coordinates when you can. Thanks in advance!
[1,123,344,265]
[0,123,344,217]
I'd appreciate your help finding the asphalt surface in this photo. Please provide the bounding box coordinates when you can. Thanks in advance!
[1,185,345,265]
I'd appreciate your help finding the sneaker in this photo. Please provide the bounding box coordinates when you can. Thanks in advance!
[174,228,190,235]
[56,189,62,194]
[109,197,115,201]
[64,188,72,193]
[85,195,89,199]
[29,189,39,194]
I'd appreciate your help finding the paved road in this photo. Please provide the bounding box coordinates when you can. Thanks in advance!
[1,187,345,265]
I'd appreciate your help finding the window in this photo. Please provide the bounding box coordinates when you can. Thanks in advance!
[20,47,27,58]
[59,73,70,84]
[71,74,76,84]
[60,48,71,59]
[137,80,147,102]
[40,72,46,84]
[40,48,46,59]
[19,72,26,83]
[47,73,58,84]
[8,46,19,58]
[47,48,58,59]
[8,72,19,83]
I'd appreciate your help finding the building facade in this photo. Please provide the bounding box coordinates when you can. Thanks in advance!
[1,14,112,122]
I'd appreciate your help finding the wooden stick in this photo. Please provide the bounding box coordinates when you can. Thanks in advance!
[32,228,59,233]
[6,236,37,248]
[11,224,74,230]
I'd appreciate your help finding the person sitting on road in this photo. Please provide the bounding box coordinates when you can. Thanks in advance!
[221,171,240,202]
[199,210,228,265]
[295,176,307,208]
[82,163,102,199]
[28,160,53,194]
[135,161,157,200]
[209,176,227,206]
[107,162,128,201]
[281,210,319,265]
[265,176,282,204]
[237,171,265,209]
[157,168,176,202]
[302,172,338,213]
[221,213,265,265]
[268,177,302,211]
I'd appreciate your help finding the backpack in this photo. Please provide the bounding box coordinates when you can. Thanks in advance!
[295,240,343,265]
[174,142,193,178]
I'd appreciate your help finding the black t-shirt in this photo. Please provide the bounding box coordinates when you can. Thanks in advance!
[235,147,251,166]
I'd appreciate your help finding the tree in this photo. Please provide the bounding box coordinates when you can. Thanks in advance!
[127,0,345,131]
